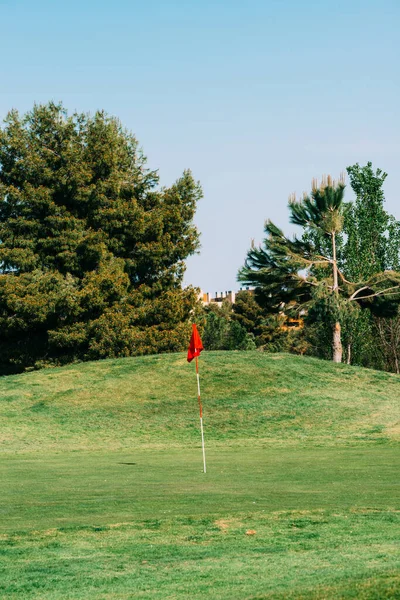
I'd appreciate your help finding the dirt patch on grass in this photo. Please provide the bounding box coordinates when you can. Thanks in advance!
[42,528,59,536]
[215,518,243,532]
[263,387,291,394]
[385,423,400,437]
[215,519,230,532]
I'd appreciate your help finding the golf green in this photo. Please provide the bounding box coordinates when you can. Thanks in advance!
[1,447,399,532]
[1,446,399,599]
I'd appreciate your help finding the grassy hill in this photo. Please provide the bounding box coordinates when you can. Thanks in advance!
[1,352,400,599]
[1,351,400,453]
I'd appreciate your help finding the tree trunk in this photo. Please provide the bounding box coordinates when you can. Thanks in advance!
[333,321,343,363]
[332,232,339,291]
[346,343,351,365]
[331,232,342,363]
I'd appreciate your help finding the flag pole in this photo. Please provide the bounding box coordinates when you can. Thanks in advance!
[196,356,207,473]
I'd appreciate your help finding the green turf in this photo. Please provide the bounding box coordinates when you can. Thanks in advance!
[1,352,399,598]
[1,352,400,452]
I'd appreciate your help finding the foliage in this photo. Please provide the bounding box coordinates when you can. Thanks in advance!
[202,310,229,350]
[306,302,379,366]
[239,173,400,363]
[342,163,400,369]
[0,103,202,372]
[232,291,308,353]
[231,291,264,337]
[345,163,400,279]
[303,163,400,368]
[202,301,256,351]
[239,178,346,313]
[374,311,400,374]
[232,290,271,346]
[225,320,256,350]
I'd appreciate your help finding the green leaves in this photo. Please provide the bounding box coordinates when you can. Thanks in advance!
[238,220,316,313]
[202,308,256,351]
[289,179,345,234]
[344,162,395,280]
[0,103,202,372]
[238,171,400,364]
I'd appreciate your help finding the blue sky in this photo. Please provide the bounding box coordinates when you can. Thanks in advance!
[1,0,399,293]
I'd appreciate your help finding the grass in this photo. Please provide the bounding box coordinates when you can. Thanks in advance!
[1,352,400,598]
[1,352,400,452]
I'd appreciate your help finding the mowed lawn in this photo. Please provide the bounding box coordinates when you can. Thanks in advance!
[1,352,400,599]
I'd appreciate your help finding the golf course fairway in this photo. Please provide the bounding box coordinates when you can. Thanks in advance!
[1,352,399,598]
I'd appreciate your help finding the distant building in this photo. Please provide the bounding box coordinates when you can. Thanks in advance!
[198,288,253,307]
[198,289,304,331]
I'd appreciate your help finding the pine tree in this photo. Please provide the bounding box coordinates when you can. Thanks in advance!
[232,291,264,340]
[238,176,400,363]
[0,103,202,372]
[303,163,400,367]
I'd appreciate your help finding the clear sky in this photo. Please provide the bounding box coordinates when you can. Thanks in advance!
[1,0,399,294]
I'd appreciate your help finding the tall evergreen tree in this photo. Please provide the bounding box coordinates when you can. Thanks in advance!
[238,176,400,363]
[232,290,308,353]
[0,103,202,372]
[201,300,256,351]
[232,291,266,342]
[303,163,400,366]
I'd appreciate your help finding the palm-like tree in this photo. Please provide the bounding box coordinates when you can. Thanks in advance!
[239,176,400,363]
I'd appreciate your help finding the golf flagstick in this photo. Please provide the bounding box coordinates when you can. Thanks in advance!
[187,323,206,473]
[196,356,207,474]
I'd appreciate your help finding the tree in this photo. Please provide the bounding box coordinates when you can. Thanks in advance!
[232,290,308,353]
[343,163,400,371]
[201,301,256,351]
[232,290,267,343]
[202,310,229,350]
[375,313,400,374]
[302,163,400,368]
[0,103,202,372]
[225,320,256,351]
[238,176,400,363]
[345,162,399,279]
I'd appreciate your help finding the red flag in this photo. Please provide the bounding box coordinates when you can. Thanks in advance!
[187,323,204,362]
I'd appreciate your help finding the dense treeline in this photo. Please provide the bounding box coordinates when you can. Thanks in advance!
[0,103,202,373]
[2,103,399,374]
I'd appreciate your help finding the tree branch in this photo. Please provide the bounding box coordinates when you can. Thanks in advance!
[349,286,370,300]
[336,267,353,284]
[349,285,400,301]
